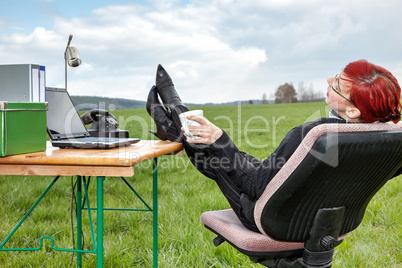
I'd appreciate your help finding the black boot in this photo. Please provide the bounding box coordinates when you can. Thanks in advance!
[146,85,183,141]
[155,64,185,116]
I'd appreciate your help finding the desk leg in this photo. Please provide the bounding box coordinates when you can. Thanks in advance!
[97,176,105,268]
[153,158,158,268]
[77,176,83,268]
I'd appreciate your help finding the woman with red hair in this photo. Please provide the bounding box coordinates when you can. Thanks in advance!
[147,60,401,232]
[337,59,401,124]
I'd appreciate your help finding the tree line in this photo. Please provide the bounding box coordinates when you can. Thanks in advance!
[261,82,323,104]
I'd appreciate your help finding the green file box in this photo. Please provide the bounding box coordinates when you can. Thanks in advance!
[0,101,48,157]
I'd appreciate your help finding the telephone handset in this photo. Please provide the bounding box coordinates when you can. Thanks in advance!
[80,109,129,138]
[81,109,117,125]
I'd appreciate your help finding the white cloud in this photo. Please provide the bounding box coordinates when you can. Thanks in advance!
[1,0,402,104]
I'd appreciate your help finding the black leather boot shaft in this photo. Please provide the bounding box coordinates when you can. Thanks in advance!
[146,85,185,141]
[146,85,170,140]
[155,64,184,109]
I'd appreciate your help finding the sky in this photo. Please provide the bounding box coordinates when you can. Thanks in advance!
[1,0,402,104]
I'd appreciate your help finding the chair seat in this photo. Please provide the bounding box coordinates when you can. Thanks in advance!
[201,209,305,259]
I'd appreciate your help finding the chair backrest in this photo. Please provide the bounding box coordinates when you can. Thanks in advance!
[254,122,402,242]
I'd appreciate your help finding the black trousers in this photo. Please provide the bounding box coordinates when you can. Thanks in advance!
[169,106,259,232]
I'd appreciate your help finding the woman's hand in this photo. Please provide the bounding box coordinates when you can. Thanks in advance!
[182,115,223,144]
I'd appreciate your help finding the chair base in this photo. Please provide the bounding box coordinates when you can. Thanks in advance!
[251,254,334,268]
[210,231,333,268]
[256,257,332,268]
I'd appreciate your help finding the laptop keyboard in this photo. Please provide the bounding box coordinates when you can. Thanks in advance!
[84,137,120,142]
[66,137,124,144]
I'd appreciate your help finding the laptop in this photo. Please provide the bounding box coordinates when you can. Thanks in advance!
[46,87,140,149]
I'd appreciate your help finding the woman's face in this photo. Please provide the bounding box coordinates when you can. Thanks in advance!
[325,72,354,116]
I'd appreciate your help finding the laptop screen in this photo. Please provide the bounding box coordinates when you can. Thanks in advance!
[46,87,89,140]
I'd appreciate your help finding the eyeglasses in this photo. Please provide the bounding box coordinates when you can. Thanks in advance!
[331,74,355,106]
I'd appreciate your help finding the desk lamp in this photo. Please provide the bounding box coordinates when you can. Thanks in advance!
[64,34,82,90]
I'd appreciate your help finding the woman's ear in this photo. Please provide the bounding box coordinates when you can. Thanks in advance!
[345,107,361,120]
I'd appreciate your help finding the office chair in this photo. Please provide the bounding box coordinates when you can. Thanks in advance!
[201,122,402,268]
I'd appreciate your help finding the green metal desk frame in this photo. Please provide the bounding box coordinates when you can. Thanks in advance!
[0,158,159,267]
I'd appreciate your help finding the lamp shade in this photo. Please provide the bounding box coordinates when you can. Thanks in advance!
[66,46,82,67]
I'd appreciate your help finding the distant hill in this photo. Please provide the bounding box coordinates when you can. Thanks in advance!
[70,95,275,110]
[197,99,275,106]
[71,96,146,110]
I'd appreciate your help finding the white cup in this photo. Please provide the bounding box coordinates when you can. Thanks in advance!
[179,110,203,139]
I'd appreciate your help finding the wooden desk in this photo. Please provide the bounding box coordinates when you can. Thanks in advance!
[0,140,183,267]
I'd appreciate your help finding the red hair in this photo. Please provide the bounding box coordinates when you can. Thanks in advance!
[342,59,401,123]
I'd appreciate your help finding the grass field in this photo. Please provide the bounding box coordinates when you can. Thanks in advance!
[0,102,401,267]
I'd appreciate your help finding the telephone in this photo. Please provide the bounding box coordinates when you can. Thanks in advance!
[80,109,129,138]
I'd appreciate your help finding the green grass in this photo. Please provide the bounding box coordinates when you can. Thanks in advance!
[0,102,401,267]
